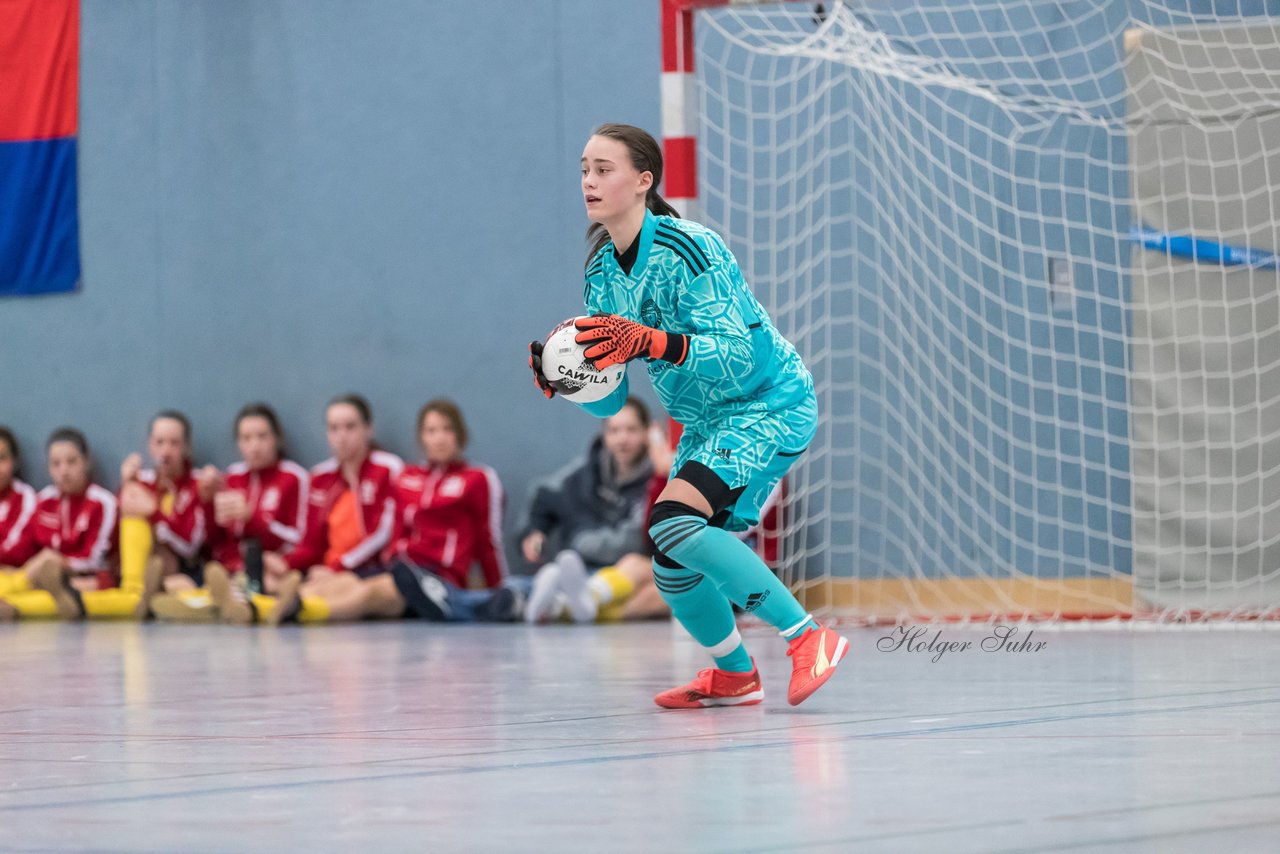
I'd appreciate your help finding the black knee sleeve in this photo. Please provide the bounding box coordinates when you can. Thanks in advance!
[648,500,707,564]
[649,500,707,528]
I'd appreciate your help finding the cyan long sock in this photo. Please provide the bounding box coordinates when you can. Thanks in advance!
[653,561,753,673]
[651,514,816,636]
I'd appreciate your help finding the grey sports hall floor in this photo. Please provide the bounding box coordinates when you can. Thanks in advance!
[2,620,1278,853]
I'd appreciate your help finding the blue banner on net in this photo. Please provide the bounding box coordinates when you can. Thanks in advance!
[1131,224,1279,271]
[0,137,81,296]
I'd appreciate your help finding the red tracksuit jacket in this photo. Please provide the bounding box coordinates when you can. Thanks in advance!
[136,464,208,563]
[14,484,118,585]
[208,459,310,572]
[288,451,403,573]
[0,480,38,567]
[386,460,508,589]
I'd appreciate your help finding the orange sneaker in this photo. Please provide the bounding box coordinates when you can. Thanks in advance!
[786,624,848,706]
[654,664,764,709]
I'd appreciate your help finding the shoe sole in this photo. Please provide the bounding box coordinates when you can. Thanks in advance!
[266,572,303,627]
[50,587,83,620]
[133,556,166,620]
[655,689,765,709]
[32,560,84,621]
[149,593,218,623]
[207,565,254,625]
[660,691,757,711]
[788,635,849,706]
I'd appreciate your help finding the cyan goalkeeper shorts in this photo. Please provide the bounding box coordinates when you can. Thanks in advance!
[671,389,817,532]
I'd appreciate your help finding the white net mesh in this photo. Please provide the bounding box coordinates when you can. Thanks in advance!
[693,0,1280,623]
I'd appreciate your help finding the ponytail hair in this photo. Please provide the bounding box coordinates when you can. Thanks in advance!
[585,123,681,267]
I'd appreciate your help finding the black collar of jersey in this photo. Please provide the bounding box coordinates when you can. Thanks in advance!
[613,233,640,276]
[590,210,657,284]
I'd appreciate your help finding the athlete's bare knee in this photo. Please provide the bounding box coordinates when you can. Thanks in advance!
[616,553,654,585]
[621,584,671,620]
[24,550,63,579]
[357,574,404,619]
[164,573,196,592]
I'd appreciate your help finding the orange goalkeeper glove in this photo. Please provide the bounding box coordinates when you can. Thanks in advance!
[573,314,689,370]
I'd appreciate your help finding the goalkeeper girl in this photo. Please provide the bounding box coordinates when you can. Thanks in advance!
[529,123,847,708]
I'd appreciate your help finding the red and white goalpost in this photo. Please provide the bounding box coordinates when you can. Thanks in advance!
[660,0,1280,625]
[658,0,720,225]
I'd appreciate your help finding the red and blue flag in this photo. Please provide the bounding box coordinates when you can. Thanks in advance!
[0,0,80,296]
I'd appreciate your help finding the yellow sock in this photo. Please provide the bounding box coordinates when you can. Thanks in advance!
[597,600,627,623]
[250,593,275,621]
[0,569,31,596]
[150,590,217,622]
[588,568,636,624]
[593,566,635,604]
[81,588,142,619]
[298,596,331,624]
[247,592,329,624]
[119,517,154,595]
[3,589,58,618]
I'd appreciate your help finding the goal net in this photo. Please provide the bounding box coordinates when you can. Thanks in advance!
[688,0,1280,623]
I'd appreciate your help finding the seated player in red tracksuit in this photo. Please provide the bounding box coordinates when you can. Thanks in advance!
[385,398,522,622]
[117,411,210,616]
[149,403,310,621]
[3,428,120,621]
[209,394,402,625]
[257,399,522,624]
[0,426,39,604]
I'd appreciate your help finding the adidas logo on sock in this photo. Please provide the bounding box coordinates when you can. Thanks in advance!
[744,590,770,612]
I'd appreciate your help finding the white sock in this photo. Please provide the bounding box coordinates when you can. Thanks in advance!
[780,614,815,639]
[524,563,562,624]
[588,575,613,606]
[555,551,597,624]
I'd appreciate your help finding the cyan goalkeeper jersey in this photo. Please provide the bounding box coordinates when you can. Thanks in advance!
[582,209,814,432]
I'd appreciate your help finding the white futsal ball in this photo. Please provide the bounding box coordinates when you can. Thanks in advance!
[541,316,626,404]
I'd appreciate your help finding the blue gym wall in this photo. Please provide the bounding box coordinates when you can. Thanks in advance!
[0,0,660,565]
